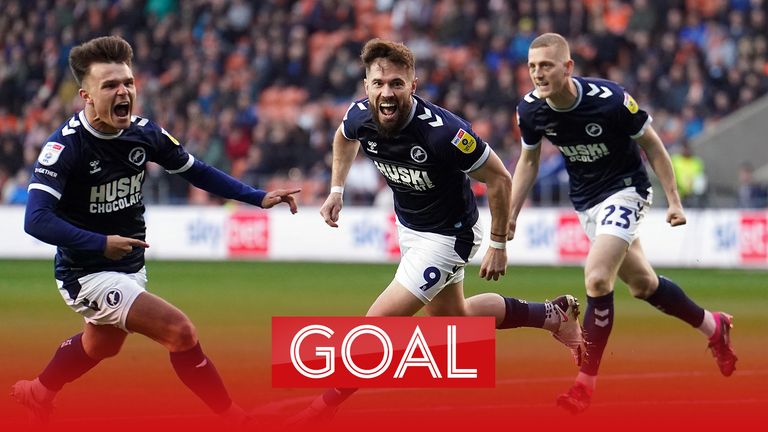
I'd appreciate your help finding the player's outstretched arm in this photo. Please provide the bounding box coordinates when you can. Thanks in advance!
[635,126,687,227]
[508,145,542,238]
[319,126,360,228]
[179,158,301,212]
[261,189,301,213]
[319,192,343,228]
[469,150,512,281]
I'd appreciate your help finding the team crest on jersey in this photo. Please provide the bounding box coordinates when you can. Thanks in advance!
[451,129,476,154]
[38,142,65,166]
[585,123,603,137]
[623,92,639,114]
[410,146,428,163]
[129,147,146,165]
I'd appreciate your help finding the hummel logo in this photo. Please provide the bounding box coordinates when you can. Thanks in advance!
[594,308,610,327]
[89,160,101,174]
[367,141,378,154]
[545,128,557,136]
[81,298,100,311]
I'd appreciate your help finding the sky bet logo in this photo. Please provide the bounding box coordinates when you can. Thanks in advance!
[272,317,495,387]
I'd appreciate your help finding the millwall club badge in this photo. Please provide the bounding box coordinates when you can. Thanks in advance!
[410,146,427,163]
[129,147,146,165]
[585,123,603,137]
[38,142,65,166]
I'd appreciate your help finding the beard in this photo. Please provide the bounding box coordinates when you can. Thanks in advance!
[371,98,412,138]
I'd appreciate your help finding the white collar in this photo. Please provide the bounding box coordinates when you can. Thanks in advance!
[78,110,124,140]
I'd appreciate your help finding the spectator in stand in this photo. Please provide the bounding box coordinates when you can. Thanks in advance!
[0,0,766,207]
[738,162,768,208]
[671,141,708,207]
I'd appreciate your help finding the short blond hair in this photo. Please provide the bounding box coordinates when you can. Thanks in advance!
[529,33,571,61]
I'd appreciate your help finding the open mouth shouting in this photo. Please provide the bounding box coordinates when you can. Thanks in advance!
[113,100,131,121]
[378,100,399,123]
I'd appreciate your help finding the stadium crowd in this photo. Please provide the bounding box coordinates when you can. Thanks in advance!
[1,0,767,206]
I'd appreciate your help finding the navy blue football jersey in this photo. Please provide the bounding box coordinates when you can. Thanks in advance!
[516,76,652,211]
[342,94,490,235]
[29,111,193,278]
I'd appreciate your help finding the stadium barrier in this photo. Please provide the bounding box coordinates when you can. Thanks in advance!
[1,206,765,268]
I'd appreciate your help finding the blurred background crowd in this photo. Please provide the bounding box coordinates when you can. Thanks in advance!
[1,0,767,207]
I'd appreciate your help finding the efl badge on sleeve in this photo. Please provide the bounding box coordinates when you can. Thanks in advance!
[161,128,180,145]
[451,129,477,154]
[623,92,639,114]
[38,142,65,166]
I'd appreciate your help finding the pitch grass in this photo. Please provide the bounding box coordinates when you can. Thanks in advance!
[1,260,766,427]
[1,259,765,350]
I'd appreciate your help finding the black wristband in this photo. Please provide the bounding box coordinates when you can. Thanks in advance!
[491,232,507,238]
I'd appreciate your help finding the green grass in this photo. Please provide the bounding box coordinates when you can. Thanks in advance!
[1,260,765,338]
[1,260,766,425]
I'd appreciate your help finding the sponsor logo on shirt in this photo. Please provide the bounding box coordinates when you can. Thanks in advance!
[38,142,65,166]
[34,167,58,178]
[451,129,476,154]
[373,161,435,191]
[557,143,611,163]
[89,171,144,213]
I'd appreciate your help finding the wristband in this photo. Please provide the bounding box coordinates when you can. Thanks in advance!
[489,240,507,250]
[491,232,507,239]
[330,186,344,195]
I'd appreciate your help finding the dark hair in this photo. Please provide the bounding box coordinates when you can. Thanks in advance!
[360,39,415,76]
[68,36,133,86]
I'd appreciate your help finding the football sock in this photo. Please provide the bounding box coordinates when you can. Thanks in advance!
[321,387,358,407]
[170,342,232,413]
[497,296,546,329]
[645,276,705,327]
[698,310,717,339]
[580,292,614,376]
[38,333,100,392]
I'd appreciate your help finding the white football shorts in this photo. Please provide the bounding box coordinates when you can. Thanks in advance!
[577,187,653,244]
[56,267,147,331]
[394,220,482,303]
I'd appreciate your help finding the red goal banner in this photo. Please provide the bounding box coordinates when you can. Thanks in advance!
[272,316,495,388]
